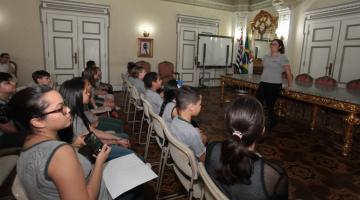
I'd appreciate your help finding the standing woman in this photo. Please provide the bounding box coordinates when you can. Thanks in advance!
[256,39,292,129]
[8,86,112,199]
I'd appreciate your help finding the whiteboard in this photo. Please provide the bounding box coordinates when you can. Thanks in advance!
[197,34,233,67]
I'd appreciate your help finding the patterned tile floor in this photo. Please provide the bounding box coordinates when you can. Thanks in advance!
[1,87,359,200]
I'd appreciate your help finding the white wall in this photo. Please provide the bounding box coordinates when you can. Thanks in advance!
[0,0,233,86]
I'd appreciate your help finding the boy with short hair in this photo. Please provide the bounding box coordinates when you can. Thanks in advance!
[32,70,52,86]
[170,85,206,162]
[143,72,163,114]
[0,72,22,148]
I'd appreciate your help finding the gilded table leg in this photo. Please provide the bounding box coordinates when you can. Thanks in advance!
[343,113,360,156]
[310,105,319,131]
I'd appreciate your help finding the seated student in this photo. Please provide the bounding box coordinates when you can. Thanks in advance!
[59,77,133,160]
[0,53,16,76]
[32,70,52,87]
[143,72,163,114]
[7,85,112,200]
[130,65,146,94]
[127,62,137,82]
[205,96,288,200]
[169,86,207,162]
[0,72,23,148]
[159,79,178,126]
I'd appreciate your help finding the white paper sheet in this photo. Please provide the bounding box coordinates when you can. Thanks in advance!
[103,153,157,198]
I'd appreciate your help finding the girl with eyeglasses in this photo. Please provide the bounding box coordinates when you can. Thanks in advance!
[8,85,112,199]
[256,39,293,130]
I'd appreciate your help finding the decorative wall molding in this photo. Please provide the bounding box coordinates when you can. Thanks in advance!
[305,1,360,20]
[41,0,110,15]
[177,14,220,27]
[162,0,274,11]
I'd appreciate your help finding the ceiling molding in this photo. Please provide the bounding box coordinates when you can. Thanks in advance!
[162,0,275,12]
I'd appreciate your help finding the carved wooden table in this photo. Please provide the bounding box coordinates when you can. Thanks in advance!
[221,74,360,156]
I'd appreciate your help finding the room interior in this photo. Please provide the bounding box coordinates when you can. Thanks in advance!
[1,0,360,199]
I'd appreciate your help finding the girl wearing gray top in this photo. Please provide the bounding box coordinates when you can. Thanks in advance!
[256,39,292,130]
[8,85,112,200]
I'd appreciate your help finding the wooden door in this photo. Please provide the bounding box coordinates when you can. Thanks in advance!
[44,13,108,86]
[177,25,217,86]
[46,13,79,86]
[333,17,360,84]
[77,16,108,82]
[302,20,341,79]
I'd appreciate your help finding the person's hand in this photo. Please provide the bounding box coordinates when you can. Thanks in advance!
[117,138,130,148]
[72,134,87,150]
[94,144,111,164]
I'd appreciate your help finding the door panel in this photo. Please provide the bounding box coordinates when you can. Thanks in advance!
[333,17,360,84]
[47,13,78,86]
[177,25,217,86]
[78,17,107,82]
[303,21,340,79]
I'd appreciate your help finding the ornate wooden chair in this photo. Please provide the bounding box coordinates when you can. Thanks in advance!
[315,76,337,88]
[136,60,151,73]
[295,73,313,85]
[346,79,360,91]
[158,61,179,83]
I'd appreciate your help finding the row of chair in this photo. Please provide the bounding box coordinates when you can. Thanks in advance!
[121,74,228,200]
[291,73,360,90]
[136,60,180,83]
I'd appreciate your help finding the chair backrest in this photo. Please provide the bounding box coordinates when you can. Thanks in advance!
[315,75,337,87]
[12,174,29,200]
[198,162,229,200]
[158,61,174,78]
[129,84,142,107]
[346,79,360,90]
[136,60,151,73]
[162,120,200,198]
[295,73,313,86]
[148,103,167,147]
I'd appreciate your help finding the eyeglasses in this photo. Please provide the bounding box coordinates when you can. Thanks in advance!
[39,104,68,117]
[270,43,279,46]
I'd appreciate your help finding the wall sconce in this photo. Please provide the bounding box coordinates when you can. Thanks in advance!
[142,26,150,37]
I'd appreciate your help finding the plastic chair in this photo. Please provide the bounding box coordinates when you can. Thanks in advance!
[158,61,180,83]
[11,174,29,200]
[140,94,155,161]
[128,84,146,143]
[164,122,202,199]
[136,60,151,73]
[198,162,229,200]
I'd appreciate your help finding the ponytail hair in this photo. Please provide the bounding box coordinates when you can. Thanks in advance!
[159,79,178,116]
[217,96,265,184]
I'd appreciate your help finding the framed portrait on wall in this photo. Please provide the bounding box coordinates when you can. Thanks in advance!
[138,38,153,57]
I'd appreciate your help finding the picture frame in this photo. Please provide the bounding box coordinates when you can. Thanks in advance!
[138,38,153,57]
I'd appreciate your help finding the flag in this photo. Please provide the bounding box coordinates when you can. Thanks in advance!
[241,34,254,74]
[235,34,246,74]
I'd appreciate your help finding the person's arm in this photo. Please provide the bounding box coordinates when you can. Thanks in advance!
[90,97,98,109]
[284,64,292,88]
[0,122,17,134]
[199,153,206,163]
[91,127,130,148]
[48,144,111,200]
